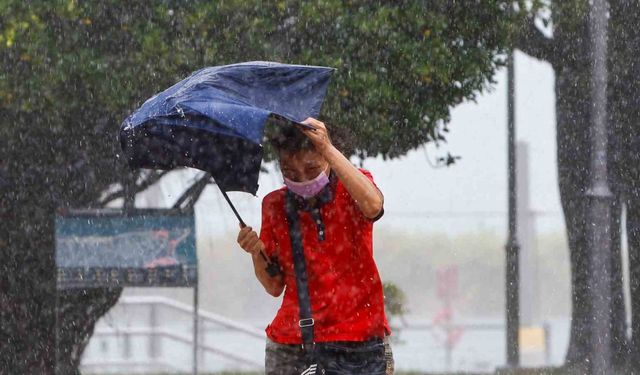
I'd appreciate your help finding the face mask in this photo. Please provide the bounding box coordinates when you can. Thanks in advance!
[284,170,330,199]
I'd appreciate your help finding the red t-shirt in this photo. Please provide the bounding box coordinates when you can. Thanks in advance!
[259,169,391,344]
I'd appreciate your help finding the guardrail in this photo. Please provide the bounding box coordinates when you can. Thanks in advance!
[81,296,265,373]
[80,296,555,373]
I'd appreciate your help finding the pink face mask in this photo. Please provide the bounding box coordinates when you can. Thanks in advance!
[284,170,330,198]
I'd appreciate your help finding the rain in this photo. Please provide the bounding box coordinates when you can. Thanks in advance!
[1,1,636,375]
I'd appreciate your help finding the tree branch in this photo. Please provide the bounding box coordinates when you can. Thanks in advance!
[172,173,212,210]
[515,16,556,64]
[99,170,170,207]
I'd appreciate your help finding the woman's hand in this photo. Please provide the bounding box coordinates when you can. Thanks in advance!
[300,117,333,155]
[300,118,384,219]
[237,225,264,257]
[238,224,284,297]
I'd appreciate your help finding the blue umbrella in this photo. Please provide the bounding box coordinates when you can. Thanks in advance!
[120,61,334,196]
[120,62,334,275]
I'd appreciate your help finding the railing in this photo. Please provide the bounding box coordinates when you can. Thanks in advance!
[80,296,557,373]
[389,320,553,372]
[81,296,265,374]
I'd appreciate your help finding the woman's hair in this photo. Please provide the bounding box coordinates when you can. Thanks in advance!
[266,116,352,156]
[268,120,315,156]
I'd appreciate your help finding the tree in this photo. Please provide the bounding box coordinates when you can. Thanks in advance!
[516,0,640,370]
[0,1,534,373]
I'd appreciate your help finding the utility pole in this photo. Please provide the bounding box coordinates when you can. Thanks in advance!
[587,0,613,373]
[505,50,520,368]
[517,142,537,329]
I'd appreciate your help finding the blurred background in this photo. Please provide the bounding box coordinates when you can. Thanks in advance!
[5,1,634,374]
[82,51,568,374]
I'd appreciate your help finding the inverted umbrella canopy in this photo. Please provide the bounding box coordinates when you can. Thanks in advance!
[119,61,335,195]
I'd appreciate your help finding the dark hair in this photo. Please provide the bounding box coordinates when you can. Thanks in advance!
[267,118,316,156]
[265,116,352,156]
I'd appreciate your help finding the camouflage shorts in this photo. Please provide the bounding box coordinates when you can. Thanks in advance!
[265,336,394,375]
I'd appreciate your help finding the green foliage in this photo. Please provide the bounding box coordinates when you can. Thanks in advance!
[550,0,590,35]
[383,281,407,317]
[0,2,539,370]
[2,1,539,175]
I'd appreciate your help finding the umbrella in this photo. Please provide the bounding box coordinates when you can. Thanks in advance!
[119,61,334,271]
[120,61,334,192]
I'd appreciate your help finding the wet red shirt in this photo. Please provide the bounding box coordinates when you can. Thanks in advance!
[260,169,391,344]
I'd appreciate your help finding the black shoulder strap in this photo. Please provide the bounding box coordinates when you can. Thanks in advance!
[284,191,315,353]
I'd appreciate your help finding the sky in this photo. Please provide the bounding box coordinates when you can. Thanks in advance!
[137,51,562,239]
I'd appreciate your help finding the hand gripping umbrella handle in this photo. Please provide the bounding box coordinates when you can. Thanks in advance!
[219,187,281,276]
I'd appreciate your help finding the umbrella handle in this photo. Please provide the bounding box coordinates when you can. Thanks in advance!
[219,188,246,227]
[219,186,278,272]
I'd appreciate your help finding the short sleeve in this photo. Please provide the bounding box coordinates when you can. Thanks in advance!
[345,169,384,222]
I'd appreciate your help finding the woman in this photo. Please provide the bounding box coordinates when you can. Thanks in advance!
[237,117,393,375]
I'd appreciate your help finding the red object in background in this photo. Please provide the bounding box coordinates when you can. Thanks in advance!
[432,305,454,324]
[437,265,459,300]
[446,327,465,347]
[432,265,465,355]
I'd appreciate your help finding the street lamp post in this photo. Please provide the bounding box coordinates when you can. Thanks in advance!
[586,0,613,373]
[505,50,520,368]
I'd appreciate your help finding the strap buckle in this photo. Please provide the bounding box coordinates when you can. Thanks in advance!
[298,318,315,328]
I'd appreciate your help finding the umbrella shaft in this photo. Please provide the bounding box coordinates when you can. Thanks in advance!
[218,184,274,266]
[219,188,246,227]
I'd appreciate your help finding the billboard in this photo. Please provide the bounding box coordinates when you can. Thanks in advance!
[55,209,197,289]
